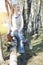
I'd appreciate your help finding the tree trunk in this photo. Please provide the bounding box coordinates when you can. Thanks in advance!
[35,0,42,36]
[0,34,4,62]
[10,44,17,65]
[23,0,28,36]
[28,0,41,35]
[28,0,36,35]
[24,0,28,23]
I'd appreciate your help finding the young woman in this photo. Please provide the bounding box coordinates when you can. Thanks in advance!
[5,0,25,65]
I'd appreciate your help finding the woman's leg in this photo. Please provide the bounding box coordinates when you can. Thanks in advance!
[18,32,25,54]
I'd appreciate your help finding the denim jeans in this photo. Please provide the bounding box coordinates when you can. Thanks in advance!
[10,31,25,53]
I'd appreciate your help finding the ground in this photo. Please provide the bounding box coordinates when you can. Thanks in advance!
[0,27,43,65]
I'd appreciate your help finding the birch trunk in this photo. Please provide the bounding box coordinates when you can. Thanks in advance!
[28,0,36,35]
[10,45,17,65]
[24,0,28,23]
[23,0,28,35]
[28,0,41,35]
[35,0,42,35]
[0,34,4,62]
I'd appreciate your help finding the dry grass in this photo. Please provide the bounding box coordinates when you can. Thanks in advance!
[27,52,43,65]
[0,12,9,34]
[27,32,43,65]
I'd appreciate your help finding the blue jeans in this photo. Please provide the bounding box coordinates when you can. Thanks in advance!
[10,31,25,53]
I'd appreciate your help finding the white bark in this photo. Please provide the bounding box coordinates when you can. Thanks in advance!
[28,0,41,34]
[10,47,17,65]
[0,35,4,62]
[10,53,17,65]
[24,0,28,23]
[28,0,36,33]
